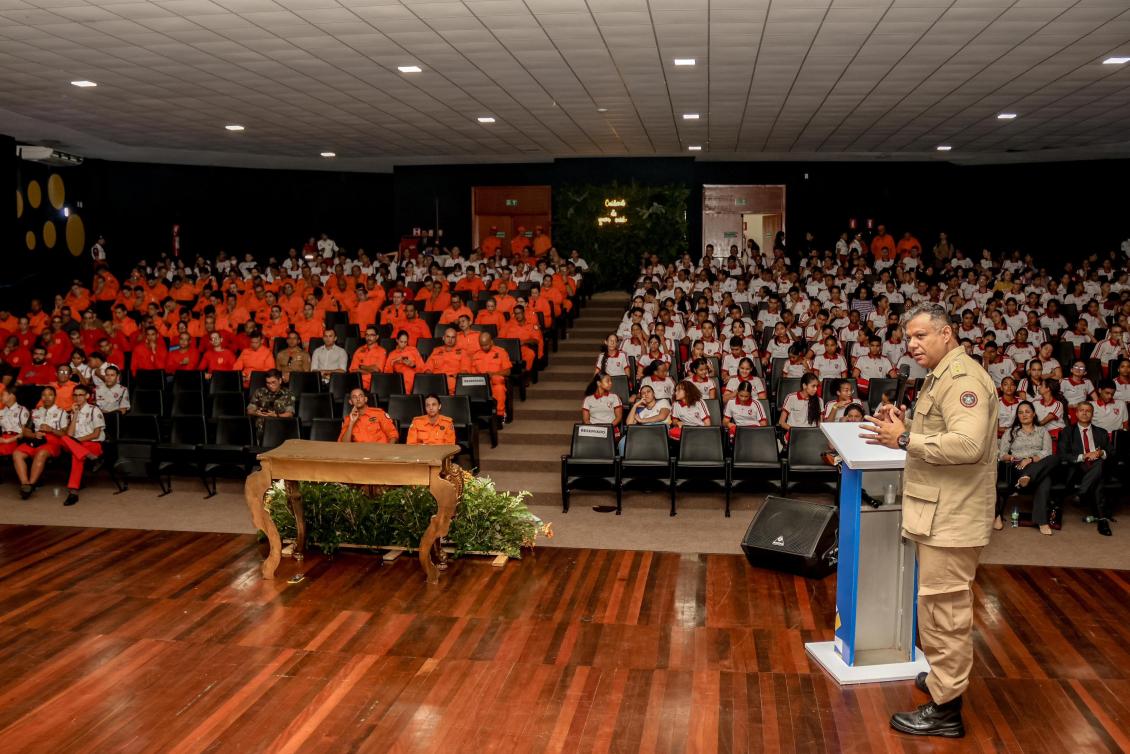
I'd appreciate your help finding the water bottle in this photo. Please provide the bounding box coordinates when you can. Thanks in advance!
[884,483,896,506]
[1010,507,1020,528]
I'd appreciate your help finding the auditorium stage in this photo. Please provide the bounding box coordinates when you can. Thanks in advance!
[0,526,1126,753]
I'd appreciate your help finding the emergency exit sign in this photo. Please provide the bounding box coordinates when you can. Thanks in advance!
[735,198,747,206]
[505,199,519,207]
[723,231,738,238]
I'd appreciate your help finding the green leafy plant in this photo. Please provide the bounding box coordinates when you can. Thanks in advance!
[265,476,550,559]
[555,181,689,291]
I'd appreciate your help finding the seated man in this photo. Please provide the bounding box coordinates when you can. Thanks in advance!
[1057,401,1112,536]
[339,388,397,444]
[275,332,311,384]
[58,383,106,506]
[310,328,348,384]
[12,386,68,499]
[246,369,296,441]
[468,331,512,419]
[94,364,130,414]
[0,390,30,457]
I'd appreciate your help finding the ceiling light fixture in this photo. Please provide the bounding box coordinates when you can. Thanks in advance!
[225,124,245,131]
[320,152,336,158]
[477,116,495,123]
[682,113,700,120]
[997,112,1017,119]
[398,65,422,73]
[1102,56,1130,65]
[70,80,97,88]
[596,107,608,113]
[674,58,696,66]
[688,145,702,151]
[936,145,952,151]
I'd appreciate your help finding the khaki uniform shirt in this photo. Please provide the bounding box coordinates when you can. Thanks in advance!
[902,346,998,548]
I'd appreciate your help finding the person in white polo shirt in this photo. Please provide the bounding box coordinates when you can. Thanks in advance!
[596,334,631,377]
[58,383,105,506]
[582,373,623,428]
[0,391,30,459]
[722,381,768,439]
[669,380,711,441]
[1091,380,1128,434]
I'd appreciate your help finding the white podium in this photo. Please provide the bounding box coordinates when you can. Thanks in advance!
[804,422,929,684]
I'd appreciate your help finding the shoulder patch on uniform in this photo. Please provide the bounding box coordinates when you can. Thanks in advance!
[960,391,978,408]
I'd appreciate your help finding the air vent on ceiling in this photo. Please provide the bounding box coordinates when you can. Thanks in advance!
[16,145,83,166]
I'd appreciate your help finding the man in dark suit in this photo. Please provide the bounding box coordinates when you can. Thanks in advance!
[1057,401,1113,536]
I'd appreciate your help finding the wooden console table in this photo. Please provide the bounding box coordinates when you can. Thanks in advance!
[243,440,463,584]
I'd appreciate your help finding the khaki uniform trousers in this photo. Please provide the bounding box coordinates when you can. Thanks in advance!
[916,542,982,705]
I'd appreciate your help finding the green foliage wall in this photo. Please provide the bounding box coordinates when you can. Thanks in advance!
[554,181,689,291]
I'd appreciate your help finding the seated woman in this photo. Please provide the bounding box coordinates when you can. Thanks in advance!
[997,376,1021,436]
[384,330,423,393]
[669,379,711,441]
[582,372,623,428]
[722,357,767,402]
[621,384,671,453]
[997,400,1057,535]
[638,359,675,402]
[778,372,823,435]
[407,393,456,445]
[821,378,856,422]
[722,380,768,438]
[687,357,717,400]
[1034,379,1066,442]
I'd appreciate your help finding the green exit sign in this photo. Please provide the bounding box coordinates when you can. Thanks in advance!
[723,231,738,238]
[505,199,519,207]
[735,198,747,206]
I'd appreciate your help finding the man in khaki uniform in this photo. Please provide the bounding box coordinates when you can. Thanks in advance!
[861,302,998,739]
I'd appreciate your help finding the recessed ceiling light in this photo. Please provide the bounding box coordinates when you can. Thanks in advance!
[320,152,336,158]
[398,65,422,73]
[997,112,1017,120]
[688,145,702,151]
[225,124,245,131]
[683,113,700,120]
[70,80,97,88]
[936,145,952,151]
[1102,56,1130,65]
[674,58,696,66]
[596,107,608,113]
[477,116,495,123]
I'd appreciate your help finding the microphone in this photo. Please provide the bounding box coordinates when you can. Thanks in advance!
[899,363,910,379]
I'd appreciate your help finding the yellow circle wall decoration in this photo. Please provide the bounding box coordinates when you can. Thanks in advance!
[47,174,65,209]
[15,190,23,219]
[27,180,41,208]
[25,231,36,250]
[43,220,57,248]
[66,213,85,256]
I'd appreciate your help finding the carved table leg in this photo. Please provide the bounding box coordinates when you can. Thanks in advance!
[244,465,280,579]
[285,480,306,570]
[419,462,460,584]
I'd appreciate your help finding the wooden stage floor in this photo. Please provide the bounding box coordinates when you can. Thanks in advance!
[0,525,1127,753]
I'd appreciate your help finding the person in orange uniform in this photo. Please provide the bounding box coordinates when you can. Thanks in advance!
[424,328,469,393]
[870,223,896,264]
[293,303,325,345]
[418,280,451,313]
[407,394,456,445]
[339,389,397,444]
[469,331,512,418]
[381,290,409,331]
[198,332,238,377]
[438,293,474,326]
[384,331,423,393]
[492,284,518,316]
[48,364,78,410]
[234,333,275,388]
[455,268,486,300]
[501,304,542,371]
[398,304,431,347]
[260,305,290,341]
[480,226,502,258]
[131,326,167,374]
[165,332,201,375]
[351,286,382,330]
[510,226,531,258]
[532,226,552,257]
[350,326,388,390]
[474,297,507,329]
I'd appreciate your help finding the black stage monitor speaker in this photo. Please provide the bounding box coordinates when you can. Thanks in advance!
[741,496,838,579]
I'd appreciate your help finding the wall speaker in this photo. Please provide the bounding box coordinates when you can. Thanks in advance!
[741,496,838,578]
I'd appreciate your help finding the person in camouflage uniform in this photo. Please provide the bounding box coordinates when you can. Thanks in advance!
[246,368,295,441]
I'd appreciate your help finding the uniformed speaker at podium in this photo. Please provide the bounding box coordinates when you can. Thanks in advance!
[860,302,998,739]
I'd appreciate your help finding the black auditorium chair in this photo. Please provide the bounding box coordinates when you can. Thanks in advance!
[455,374,500,448]
[411,373,450,397]
[729,426,782,494]
[201,417,257,495]
[439,395,479,468]
[560,423,618,513]
[108,414,161,492]
[288,371,322,396]
[618,424,675,516]
[170,391,205,417]
[496,337,529,403]
[171,370,205,395]
[309,417,341,442]
[247,371,269,396]
[257,417,301,453]
[386,394,424,442]
[296,393,335,435]
[155,416,210,496]
[326,372,361,403]
[208,371,243,395]
[866,378,900,411]
[783,427,838,494]
[369,373,405,406]
[132,369,166,392]
[129,389,164,417]
[209,392,246,419]
[672,426,731,516]
[776,378,802,407]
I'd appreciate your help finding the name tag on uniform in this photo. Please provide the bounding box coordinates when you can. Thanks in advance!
[577,425,608,438]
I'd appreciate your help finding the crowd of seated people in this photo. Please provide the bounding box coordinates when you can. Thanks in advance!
[0,235,586,504]
[584,229,1129,536]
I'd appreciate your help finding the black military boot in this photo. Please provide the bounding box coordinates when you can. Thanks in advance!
[890,696,964,738]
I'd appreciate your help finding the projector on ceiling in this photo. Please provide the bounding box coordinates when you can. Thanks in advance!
[16,145,83,166]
